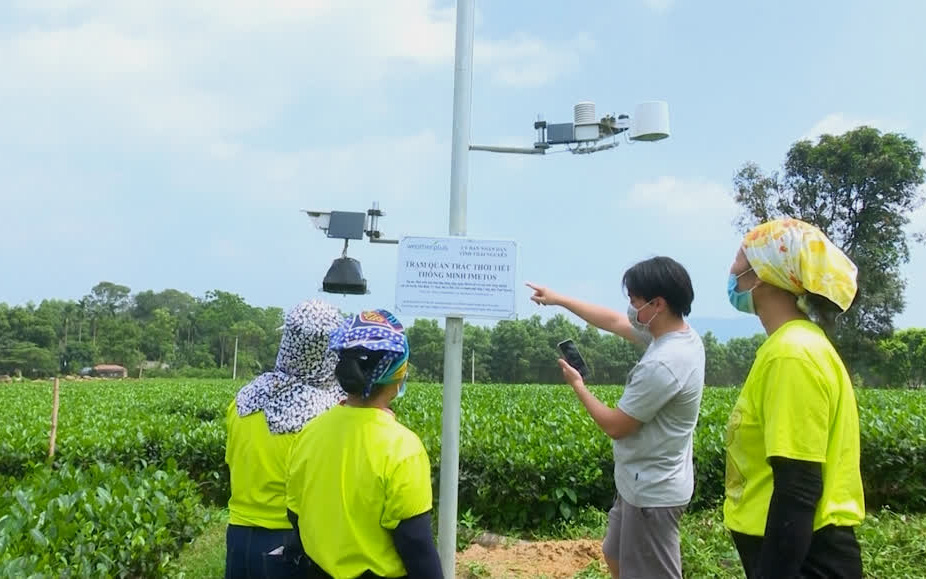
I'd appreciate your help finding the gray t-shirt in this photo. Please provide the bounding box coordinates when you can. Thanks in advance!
[614,327,705,508]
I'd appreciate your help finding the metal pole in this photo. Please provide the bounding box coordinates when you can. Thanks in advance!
[439,0,474,575]
[48,377,60,463]
[232,336,239,380]
[469,144,546,154]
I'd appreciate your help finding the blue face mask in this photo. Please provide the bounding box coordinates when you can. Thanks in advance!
[728,272,756,315]
[395,379,407,399]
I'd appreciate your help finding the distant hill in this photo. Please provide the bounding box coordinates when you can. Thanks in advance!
[689,316,765,342]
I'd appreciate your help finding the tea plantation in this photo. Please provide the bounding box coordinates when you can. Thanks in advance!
[2,379,925,576]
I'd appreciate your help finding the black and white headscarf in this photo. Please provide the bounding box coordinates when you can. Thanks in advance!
[235,299,346,434]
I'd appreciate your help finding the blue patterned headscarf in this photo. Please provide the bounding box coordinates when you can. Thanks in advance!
[235,299,346,434]
[329,309,409,398]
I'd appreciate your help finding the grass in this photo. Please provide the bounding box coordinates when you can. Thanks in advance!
[172,507,926,578]
[170,507,228,579]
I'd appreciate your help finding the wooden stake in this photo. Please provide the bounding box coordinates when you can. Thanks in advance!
[48,377,60,462]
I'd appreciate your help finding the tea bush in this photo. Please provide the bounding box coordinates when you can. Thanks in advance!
[2,380,924,531]
[0,462,209,577]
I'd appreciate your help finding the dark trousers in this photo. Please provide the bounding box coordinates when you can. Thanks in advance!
[225,524,303,579]
[732,525,862,579]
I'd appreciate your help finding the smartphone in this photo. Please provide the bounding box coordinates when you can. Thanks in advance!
[557,339,591,380]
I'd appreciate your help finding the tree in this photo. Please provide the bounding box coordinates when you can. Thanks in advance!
[876,335,912,388]
[176,342,217,369]
[0,304,10,337]
[198,290,250,367]
[87,282,132,316]
[62,341,97,373]
[464,323,493,383]
[703,331,732,386]
[141,308,179,363]
[0,338,59,377]
[877,328,926,388]
[732,127,925,372]
[34,300,68,347]
[84,282,132,345]
[406,319,444,382]
[229,319,268,373]
[489,320,533,383]
[725,334,766,385]
[96,316,142,371]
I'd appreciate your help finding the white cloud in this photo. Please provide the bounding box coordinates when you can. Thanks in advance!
[184,131,450,240]
[476,33,594,88]
[619,176,737,241]
[802,113,904,141]
[0,1,587,152]
[623,176,734,215]
[643,0,675,14]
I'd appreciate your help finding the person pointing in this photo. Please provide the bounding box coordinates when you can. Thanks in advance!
[527,255,705,579]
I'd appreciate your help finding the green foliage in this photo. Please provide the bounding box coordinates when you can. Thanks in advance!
[1,281,921,388]
[0,284,285,378]
[406,318,444,382]
[0,378,922,577]
[0,380,231,501]
[732,127,926,377]
[875,328,926,388]
[0,340,59,378]
[173,505,926,579]
[0,462,209,577]
[168,507,229,579]
[4,380,925,536]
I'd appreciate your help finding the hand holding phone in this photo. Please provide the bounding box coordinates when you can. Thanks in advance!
[557,339,591,380]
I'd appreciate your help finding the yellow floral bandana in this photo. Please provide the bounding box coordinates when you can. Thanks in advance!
[742,218,858,312]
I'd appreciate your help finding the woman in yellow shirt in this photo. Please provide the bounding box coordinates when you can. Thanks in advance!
[724,218,865,578]
[286,309,442,579]
[224,299,345,579]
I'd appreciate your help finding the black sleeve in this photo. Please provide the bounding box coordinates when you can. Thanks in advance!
[393,511,443,579]
[756,457,823,578]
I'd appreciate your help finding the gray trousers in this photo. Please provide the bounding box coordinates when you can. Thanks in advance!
[601,493,686,579]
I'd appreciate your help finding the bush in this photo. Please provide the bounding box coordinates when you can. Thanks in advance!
[1,380,924,533]
[0,462,209,577]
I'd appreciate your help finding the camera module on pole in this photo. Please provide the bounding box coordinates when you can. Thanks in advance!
[302,202,398,295]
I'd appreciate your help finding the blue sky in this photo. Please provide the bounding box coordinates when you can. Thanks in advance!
[2,0,925,337]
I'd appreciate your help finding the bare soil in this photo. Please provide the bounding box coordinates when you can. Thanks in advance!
[456,538,606,578]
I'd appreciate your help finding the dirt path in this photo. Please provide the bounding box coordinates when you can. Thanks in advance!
[456,539,606,578]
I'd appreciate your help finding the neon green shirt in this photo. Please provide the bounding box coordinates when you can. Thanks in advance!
[225,401,295,529]
[724,320,865,536]
[287,405,432,579]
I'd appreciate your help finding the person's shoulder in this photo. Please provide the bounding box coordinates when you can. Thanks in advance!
[653,326,702,347]
[766,320,834,359]
[304,403,345,429]
[377,418,427,459]
[649,328,704,363]
[754,322,845,385]
[388,417,426,444]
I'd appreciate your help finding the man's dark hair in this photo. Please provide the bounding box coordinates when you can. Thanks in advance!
[622,256,694,317]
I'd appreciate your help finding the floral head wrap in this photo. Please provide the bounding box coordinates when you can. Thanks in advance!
[329,309,409,398]
[235,299,346,434]
[742,218,858,313]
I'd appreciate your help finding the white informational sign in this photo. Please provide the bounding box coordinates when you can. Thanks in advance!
[395,236,518,319]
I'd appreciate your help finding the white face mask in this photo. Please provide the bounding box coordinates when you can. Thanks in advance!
[627,300,658,334]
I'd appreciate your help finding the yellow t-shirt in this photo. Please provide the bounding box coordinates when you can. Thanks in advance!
[287,405,432,579]
[225,401,296,529]
[724,320,865,536]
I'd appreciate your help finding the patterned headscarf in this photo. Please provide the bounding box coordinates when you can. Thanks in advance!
[329,309,409,398]
[235,299,346,434]
[742,218,858,313]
